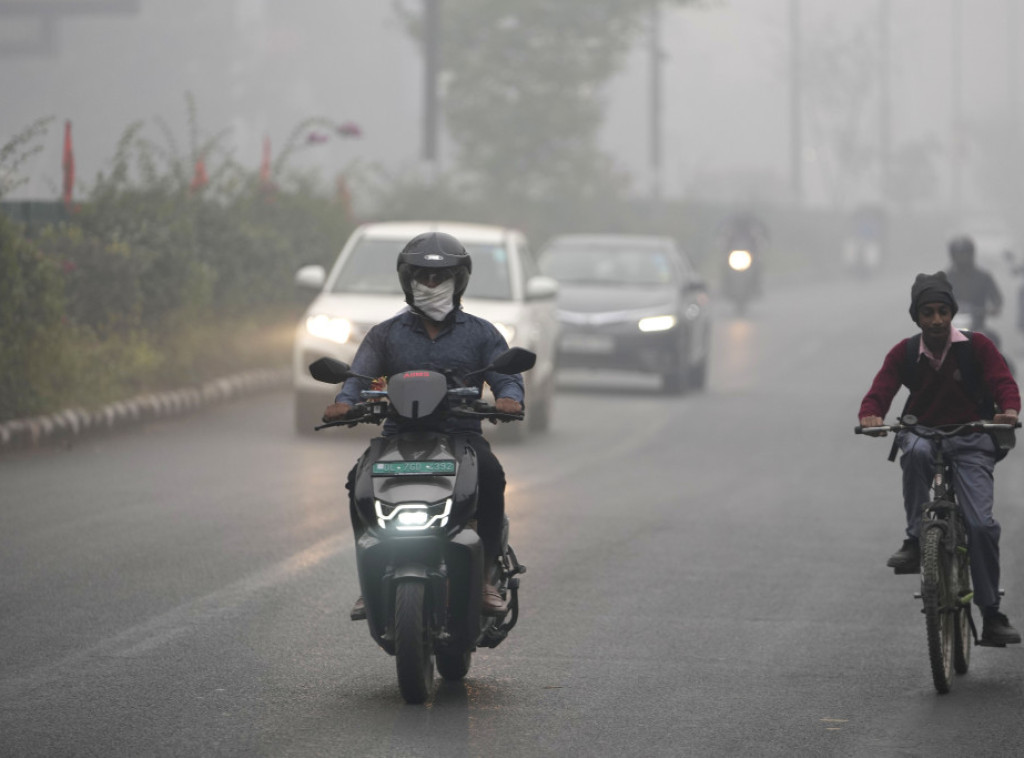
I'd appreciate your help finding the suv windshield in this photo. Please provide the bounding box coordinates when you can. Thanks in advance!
[330,238,513,299]
[540,244,677,286]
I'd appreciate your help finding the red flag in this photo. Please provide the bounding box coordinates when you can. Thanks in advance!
[260,136,272,187]
[190,157,208,192]
[61,119,75,209]
[336,121,362,138]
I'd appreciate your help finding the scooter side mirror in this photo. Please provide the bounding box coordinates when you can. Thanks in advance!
[309,357,373,384]
[466,347,537,379]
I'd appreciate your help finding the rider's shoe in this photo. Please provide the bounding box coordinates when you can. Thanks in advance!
[350,596,367,621]
[886,538,920,574]
[982,612,1022,646]
[481,582,508,617]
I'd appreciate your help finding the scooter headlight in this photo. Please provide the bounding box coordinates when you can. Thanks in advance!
[375,498,452,531]
[728,250,753,272]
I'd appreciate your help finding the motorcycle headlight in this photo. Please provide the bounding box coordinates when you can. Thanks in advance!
[305,314,353,344]
[375,499,452,531]
[728,250,753,272]
[638,314,677,332]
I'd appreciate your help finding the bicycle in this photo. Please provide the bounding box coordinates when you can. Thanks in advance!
[855,415,1019,694]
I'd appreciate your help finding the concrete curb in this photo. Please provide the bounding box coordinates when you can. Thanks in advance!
[0,366,291,454]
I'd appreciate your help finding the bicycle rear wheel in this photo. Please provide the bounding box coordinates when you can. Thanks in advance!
[921,525,955,693]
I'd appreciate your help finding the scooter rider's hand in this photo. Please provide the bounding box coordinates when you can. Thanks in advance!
[493,396,522,423]
[859,415,887,436]
[323,402,353,423]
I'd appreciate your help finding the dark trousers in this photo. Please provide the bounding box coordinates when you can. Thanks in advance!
[346,433,507,558]
[899,431,1002,615]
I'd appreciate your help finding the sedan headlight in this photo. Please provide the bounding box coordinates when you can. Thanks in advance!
[375,499,452,531]
[492,321,516,344]
[305,314,353,344]
[638,314,677,332]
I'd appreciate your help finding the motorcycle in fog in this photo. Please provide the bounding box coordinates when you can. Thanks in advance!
[309,347,534,704]
[952,305,1016,376]
[722,247,760,315]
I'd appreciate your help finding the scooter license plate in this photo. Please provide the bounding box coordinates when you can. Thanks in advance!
[372,460,456,476]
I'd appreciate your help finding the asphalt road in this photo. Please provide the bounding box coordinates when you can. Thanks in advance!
[3,270,1024,757]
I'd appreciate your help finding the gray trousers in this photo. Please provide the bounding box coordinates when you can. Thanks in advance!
[899,430,1002,615]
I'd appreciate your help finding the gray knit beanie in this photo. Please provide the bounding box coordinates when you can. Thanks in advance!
[909,271,958,323]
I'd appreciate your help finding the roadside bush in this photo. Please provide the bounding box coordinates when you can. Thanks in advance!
[0,213,74,419]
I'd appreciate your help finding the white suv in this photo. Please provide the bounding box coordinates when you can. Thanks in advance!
[292,221,560,436]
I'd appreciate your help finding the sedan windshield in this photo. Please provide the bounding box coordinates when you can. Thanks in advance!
[330,239,513,299]
[540,244,677,286]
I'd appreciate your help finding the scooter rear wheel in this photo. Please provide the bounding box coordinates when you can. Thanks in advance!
[394,581,435,704]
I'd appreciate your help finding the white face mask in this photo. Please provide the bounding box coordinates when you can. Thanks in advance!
[411,278,456,321]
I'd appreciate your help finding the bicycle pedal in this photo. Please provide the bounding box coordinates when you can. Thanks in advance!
[893,565,921,575]
[978,640,1007,648]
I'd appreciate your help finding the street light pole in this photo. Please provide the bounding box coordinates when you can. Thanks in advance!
[950,0,963,217]
[789,0,803,205]
[423,0,441,172]
[878,0,891,208]
[649,2,663,205]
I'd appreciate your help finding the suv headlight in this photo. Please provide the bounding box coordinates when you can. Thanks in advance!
[305,314,353,344]
[375,498,452,531]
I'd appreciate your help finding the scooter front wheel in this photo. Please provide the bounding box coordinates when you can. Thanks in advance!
[394,581,435,704]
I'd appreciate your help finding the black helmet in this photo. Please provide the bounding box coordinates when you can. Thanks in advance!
[948,234,976,264]
[397,231,473,307]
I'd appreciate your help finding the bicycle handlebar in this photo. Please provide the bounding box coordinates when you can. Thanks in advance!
[855,420,1021,436]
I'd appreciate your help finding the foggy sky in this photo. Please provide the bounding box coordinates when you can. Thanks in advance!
[1,0,1020,217]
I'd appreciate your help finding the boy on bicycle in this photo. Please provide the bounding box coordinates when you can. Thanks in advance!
[859,271,1021,645]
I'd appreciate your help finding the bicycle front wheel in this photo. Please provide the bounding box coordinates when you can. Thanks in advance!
[921,525,955,693]
[953,541,972,675]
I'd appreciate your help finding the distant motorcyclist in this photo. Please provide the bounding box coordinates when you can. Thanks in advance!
[946,234,1003,332]
[719,209,769,311]
[322,231,523,618]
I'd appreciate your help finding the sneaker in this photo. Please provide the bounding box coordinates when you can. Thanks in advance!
[982,612,1022,646]
[350,596,367,621]
[886,538,920,574]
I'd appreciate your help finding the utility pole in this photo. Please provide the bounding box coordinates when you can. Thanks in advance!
[951,0,963,218]
[878,0,891,208]
[422,0,441,171]
[649,2,663,205]
[789,0,803,205]
[1009,0,1021,215]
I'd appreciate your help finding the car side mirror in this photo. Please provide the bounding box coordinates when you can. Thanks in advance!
[525,275,559,300]
[295,264,326,291]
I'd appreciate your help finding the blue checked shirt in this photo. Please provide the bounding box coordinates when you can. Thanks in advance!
[334,308,525,435]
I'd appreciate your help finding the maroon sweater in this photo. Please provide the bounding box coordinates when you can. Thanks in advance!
[859,331,1020,425]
